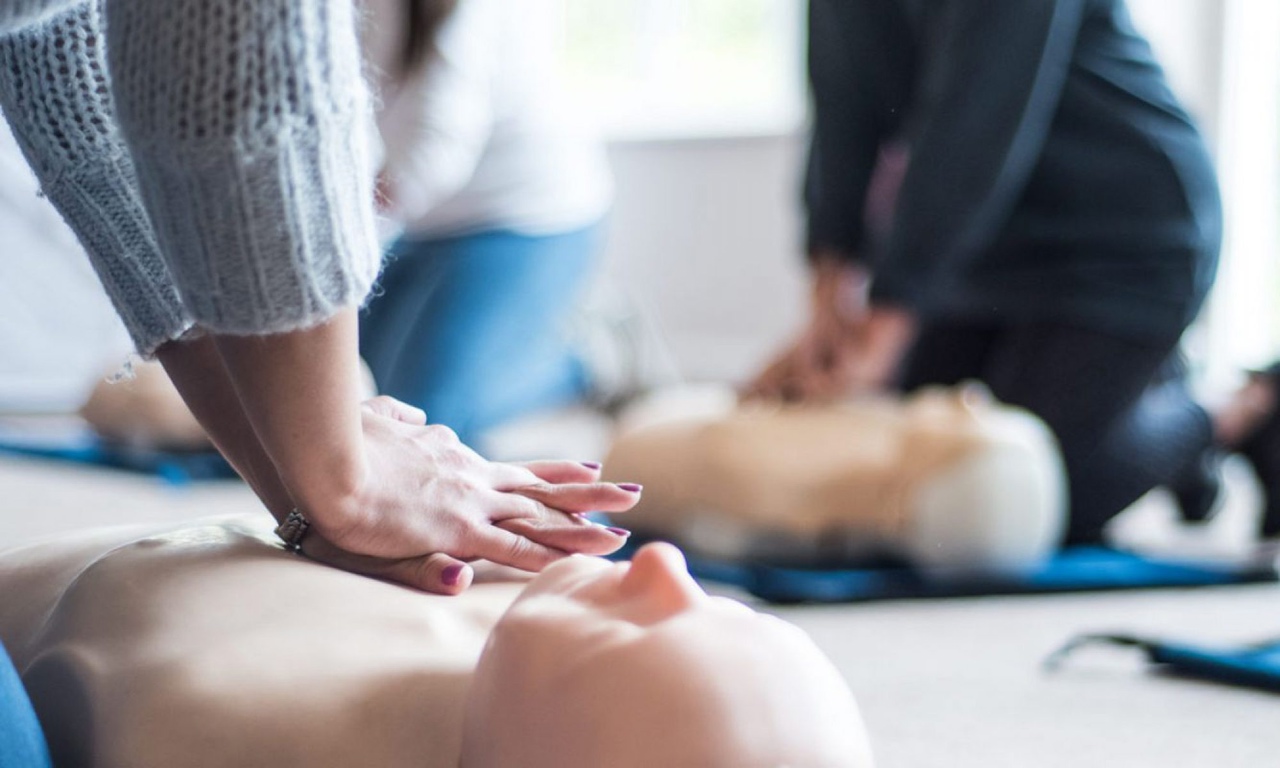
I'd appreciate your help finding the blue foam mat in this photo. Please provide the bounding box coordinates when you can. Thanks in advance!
[612,539,1278,603]
[0,435,234,484]
[1050,634,1280,694]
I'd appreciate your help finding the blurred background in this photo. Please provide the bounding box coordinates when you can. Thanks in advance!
[558,0,1278,393]
[2,0,1275,407]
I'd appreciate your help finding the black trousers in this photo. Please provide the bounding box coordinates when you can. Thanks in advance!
[897,320,1211,545]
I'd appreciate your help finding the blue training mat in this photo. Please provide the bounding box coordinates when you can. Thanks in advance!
[0,424,234,485]
[1048,634,1280,694]
[611,539,1279,604]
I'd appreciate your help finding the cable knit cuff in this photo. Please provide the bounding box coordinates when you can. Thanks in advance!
[41,152,194,356]
[130,117,383,337]
[0,1,192,356]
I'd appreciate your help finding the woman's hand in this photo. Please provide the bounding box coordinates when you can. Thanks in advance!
[744,258,916,401]
[300,453,633,595]
[746,257,868,401]
[308,396,639,573]
[156,327,640,596]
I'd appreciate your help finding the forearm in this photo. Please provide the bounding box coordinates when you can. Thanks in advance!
[154,337,296,522]
[156,315,368,533]
[808,252,870,323]
[212,309,368,536]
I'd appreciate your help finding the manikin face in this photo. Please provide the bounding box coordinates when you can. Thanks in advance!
[461,543,874,768]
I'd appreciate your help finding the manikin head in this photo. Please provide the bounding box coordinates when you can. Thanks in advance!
[462,543,874,768]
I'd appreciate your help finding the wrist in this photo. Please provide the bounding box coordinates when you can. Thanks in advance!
[211,310,371,536]
[282,441,372,539]
[811,262,871,327]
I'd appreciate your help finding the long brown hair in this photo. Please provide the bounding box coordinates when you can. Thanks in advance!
[401,0,460,75]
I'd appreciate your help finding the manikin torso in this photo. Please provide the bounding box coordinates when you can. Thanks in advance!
[0,517,872,768]
[77,360,377,452]
[0,517,517,767]
[603,385,1067,572]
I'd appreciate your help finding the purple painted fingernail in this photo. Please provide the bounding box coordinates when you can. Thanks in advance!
[581,461,602,470]
[441,564,466,587]
[607,526,632,537]
[616,483,643,493]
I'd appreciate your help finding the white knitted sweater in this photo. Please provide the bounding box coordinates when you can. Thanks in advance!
[0,0,381,354]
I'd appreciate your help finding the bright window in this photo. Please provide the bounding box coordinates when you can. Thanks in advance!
[560,0,807,141]
[1198,0,1280,391]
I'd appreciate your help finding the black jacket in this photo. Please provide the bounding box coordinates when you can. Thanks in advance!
[805,0,1221,338]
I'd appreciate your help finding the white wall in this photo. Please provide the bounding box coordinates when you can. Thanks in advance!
[600,0,1229,384]
[1127,0,1225,142]
[1198,1,1280,381]
[601,134,809,383]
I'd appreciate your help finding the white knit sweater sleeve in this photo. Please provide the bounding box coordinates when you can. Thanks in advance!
[0,0,77,30]
[103,0,382,336]
[1,0,381,349]
[0,2,192,354]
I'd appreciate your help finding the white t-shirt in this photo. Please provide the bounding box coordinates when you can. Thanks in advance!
[363,0,612,240]
[0,121,132,412]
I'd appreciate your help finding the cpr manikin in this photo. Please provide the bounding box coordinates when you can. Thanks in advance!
[0,517,872,767]
[464,538,871,767]
[603,385,1067,572]
[77,359,377,451]
[79,360,210,451]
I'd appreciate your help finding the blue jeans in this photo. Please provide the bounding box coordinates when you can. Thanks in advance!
[1,642,51,768]
[360,226,597,451]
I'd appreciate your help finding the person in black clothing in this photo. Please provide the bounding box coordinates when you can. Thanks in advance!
[747,0,1223,545]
